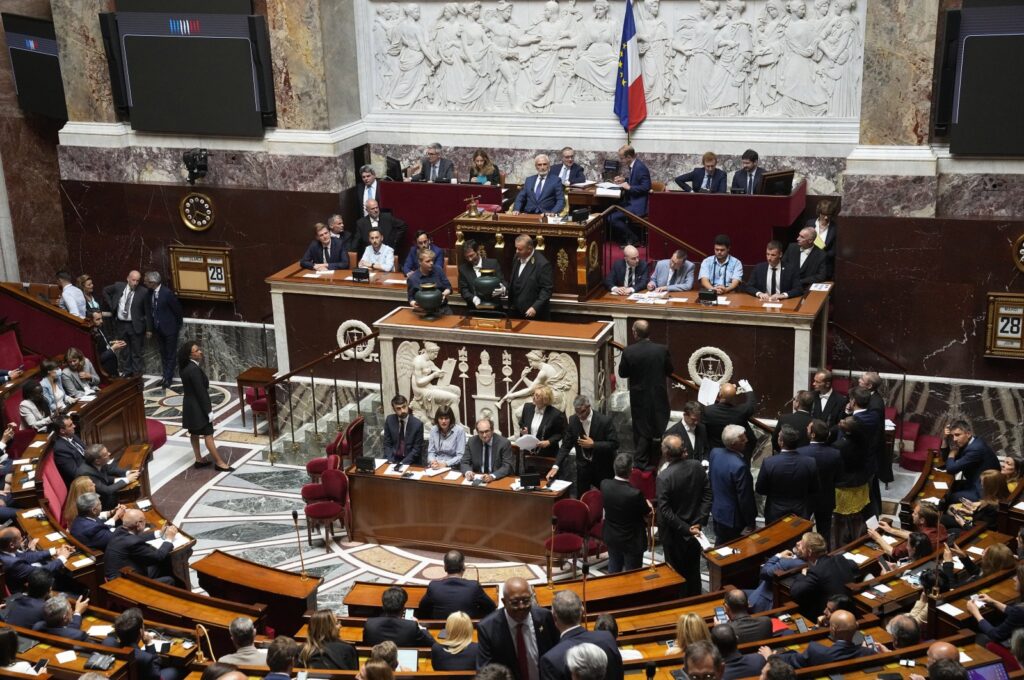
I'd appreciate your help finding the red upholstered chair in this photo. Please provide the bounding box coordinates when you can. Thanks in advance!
[302,456,340,501]
[344,417,365,462]
[146,418,167,452]
[0,327,40,370]
[901,434,942,472]
[40,454,67,527]
[629,468,656,501]
[544,498,590,577]
[985,641,1022,672]
[307,433,347,483]
[579,489,606,558]
[304,468,349,546]
[244,387,273,435]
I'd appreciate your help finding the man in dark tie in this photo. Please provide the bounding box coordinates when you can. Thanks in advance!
[103,269,150,377]
[143,271,183,390]
[604,245,649,296]
[556,146,586,185]
[547,394,619,495]
[730,148,765,195]
[507,234,554,320]
[741,241,802,301]
[461,417,514,482]
[52,415,87,486]
[357,164,380,215]
[409,143,455,183]
[381,394,424,466]
[512,154,565,215]
[477,577,560,679]
[299,222,350,271]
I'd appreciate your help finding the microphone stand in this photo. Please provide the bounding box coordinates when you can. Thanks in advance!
[581,562,589,629]
[644,516,660,580]
[291,509,308,581]
[547,515,556,589]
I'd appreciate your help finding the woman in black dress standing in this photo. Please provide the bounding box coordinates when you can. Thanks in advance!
[177,341,232,471]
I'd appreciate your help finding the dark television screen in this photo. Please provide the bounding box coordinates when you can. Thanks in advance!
[951,0,1024,155]
[117,11,267,137]
[1,13,67,120]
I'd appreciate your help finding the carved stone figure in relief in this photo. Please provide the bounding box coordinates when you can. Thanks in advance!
[524,1,576,111]
[386,3,439,108]
[497,349,577,424]
[749,0,788,113]
[817,0,860,116]
[777,0,828,116]
[430,3,465,109]
[572,0,619,100]
[373,4,402,97]
[397,341,462,419]
[637,0,671,107]
[671,0,725,115]
[458,2,500,110]
[708,0,753,114]
[484,0,539,109]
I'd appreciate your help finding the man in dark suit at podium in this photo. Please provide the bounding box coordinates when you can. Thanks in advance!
[675,151,727,193]
[409,143,454,182]
[354,199,407,253]
[363,586,435,647]
[477,577,559,679]
[730,149,765,195]
[143,271,183,389]
[300,223,350,271]
[507,234,553,320]
[811,370,845,429]
[458,240,504,311]
[608,145,651,245]
[462,418,514,482]
[381,394,424,466]
[741,241,803,301]
[417,550,496,620]
[513,154,564,214]
[783,227,827,287]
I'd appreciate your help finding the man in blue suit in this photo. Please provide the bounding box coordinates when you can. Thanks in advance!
[381,394,424,466]
[648,250,696,292]
[70,492,120,550]
[944,420,1000,502]
[710,624,766,679]
[797,420,842,544]
[555,147,586,185]
[300,222,350,271]
[35,595,90,641]
[740,241,804,301]
[143,271,183,389]
[771,610,876,668]
[675,151,728,193]
[513,154,564,214]
[608,145,651,245]
[755,424,819,523]
[0,527,74,592]
[730,149,765,195]
[604,245,649,295]
[708,425,757,545]
[539,590,622,680]
[417,550,496,619]
[3,569,52,627]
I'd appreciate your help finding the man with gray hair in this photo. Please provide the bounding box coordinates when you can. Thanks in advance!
[410,143,454,182]
[39,594,90,641]
[513,154,565,215]
[540,591,622,679]
[142,270,182,390]
[782,226,827,287]
[69,491,124,550]
[549,395,619,494]
[507,234,553,320]
[708,423,757,545]
[566,642,607,680]
[219,616,268,666]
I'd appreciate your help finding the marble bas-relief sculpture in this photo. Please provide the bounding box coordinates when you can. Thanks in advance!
[367,0,863,117]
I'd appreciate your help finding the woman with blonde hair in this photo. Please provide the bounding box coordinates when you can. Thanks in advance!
[667,612,711,655]
[298,609,357,670]
[431,611,478,670]
[469,149,501,185]
[62,476,96,527]
[517,384,567,452]
[946,469,1009,531]
[76,274,102,315]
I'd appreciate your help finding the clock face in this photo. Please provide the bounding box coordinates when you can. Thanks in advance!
[180,193,215,231]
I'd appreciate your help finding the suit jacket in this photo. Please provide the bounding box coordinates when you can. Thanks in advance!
[103,281,150,334]
[755,450,818,523]
[459,258,505,308]
[519,404,568,450]
[708,447,756,530]
[771,410,813,452]
[604,258,650,292]
[461,434,514,480]
[477,606,559,679]
[381,413,425,466]
[75,461,129,511]
[703,393,757,458]
[0,550,64,591]
[304,640,359,670]
[180,361,212,432]
[432,642,479,671]
[850,408,882,477]
[730,167,766,195]
[146,285,183,337]
[417,576,496,619]
[600,477,650,555]
[2,593,46,627]
[101,636,168,680]
[354,213,407,253]
[402,243,445,275]
[729,615,773,645]
[514,174,565,214]
[53,435,87,486]
[508,252,554,320]
[806,218,838,279]
[722,650,767,680]
[812,390,846,429]
[620,159,652,216]
[788,554,858,619]
[796,443,841,514]
[35,614,88,641]
[539,627,623,680]
[412,157,455,182]
[674,167,727,193]
[656,459,712,542]
[60,361,100,398]
[782,243,827,287]
[218,645,268,666]
[945,435,1001,498]
[782,639,875,669]
[741,261,803,299]
[70,515,116,550]
[300,236,351,270]
[618,339,673,440]
[556,163,586,185]
[834,418,872,488]
[92,327,120,378]
[664,420,710,462]
[104,527,174,580]
[979,603,1024,644]
[554,411,618,483]
[362,616,435,647]
[648,259,695,292]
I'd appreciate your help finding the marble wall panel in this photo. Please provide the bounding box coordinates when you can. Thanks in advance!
[842,175,937,217]
[141,321,276,382]
[50,0,118,124]
[319,0,362,128]
[859,0,940,146]
[937,174,1024,219]
[265,0,330,130]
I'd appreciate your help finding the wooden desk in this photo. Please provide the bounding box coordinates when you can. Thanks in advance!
[933,568,1019,638]
[80,604,198,666]
[705,515,813,591]
[347,462,568,563]
[899,450,952,526]
[8,623,131,680]
[192,550,320,637]
[70,378,149,465]
[235,366,277,435]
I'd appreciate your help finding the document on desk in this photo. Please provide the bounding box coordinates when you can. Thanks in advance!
[547,480,571,492]
[422,466,449,477]
[937,603,964,617]
[87,624,114,637]
[571,181,596,188]
[844,552,869,565]
[383,464,405,476]
[762,302,783,309]
[810,283,832,291]
[146,532,190,549]
[932,481,948,490]
[921,496,942,506]
[444,470,463,481]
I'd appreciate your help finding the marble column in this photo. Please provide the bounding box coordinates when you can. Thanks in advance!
[844,0,941,217]
[265,0,331,130]
[50,0,118,123]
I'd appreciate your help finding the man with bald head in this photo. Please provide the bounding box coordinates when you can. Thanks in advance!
[0,527,74,592]
[657,434,712,597]
[605,245,649,295]
[782,227,826,287]
[477,576,559,680]
[763,610,875,668]
[618,320,673,469]
[104,509,179,584]
[513,154,565,215]
[104,269,150,377]
[907,641,962,680]
[353,198,407,253]
[702,382,758,460]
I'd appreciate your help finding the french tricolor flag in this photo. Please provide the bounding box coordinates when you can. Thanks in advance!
[613,0,647,133]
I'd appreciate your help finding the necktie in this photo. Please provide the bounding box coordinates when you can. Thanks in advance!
[323,247,330,264]
[746,173,753,194]
[516,623,530,680]
[669,268,679,286]
[430,164,437,181]
[153,288,159,307]
[560,166,568,182]
[701,174,710,191]
[626,267,633,288]
[770,267,777,295]
[396,419,406,461]
[123,289,134,320]
[535,175,545,196]
[368,184,374,200]
[483,443,491,474]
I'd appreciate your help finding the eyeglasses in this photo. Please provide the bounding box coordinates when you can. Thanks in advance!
[686,672,720,680]
[504,597,531,607]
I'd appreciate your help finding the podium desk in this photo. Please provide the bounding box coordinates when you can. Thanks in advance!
[646,181,807,262]
[377,181,502,251]
[704,515,812,591]
[347,462,569,563]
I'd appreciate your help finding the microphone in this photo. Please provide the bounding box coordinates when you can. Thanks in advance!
[645,661,656,679]
[547,516,557,589]
[291,510,308,580]
[581,562,589,629]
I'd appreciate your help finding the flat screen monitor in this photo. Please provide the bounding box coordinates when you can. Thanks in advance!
[758,169,795,196]
[1,13,67,120]
[602,160,620,181]
[385,156,403,182]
